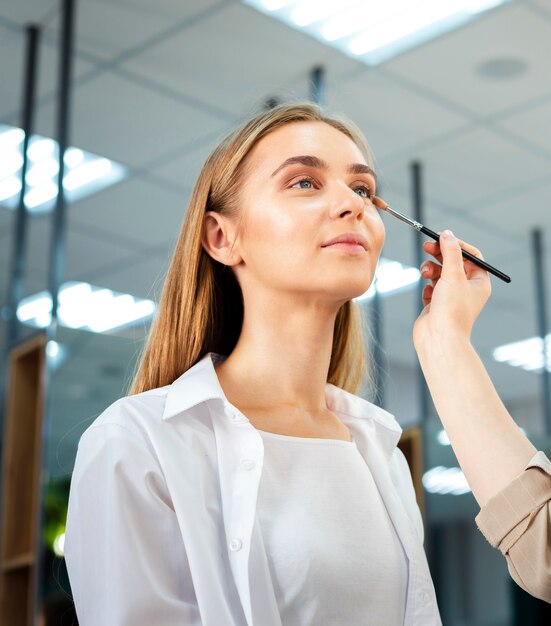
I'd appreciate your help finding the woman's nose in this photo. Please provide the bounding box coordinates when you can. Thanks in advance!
[329,184,365,219]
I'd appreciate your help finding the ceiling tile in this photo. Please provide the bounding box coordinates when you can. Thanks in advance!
[0,0,57,24]
[0,24,95,123]
[329,69,467,163]
[498,96,551,158]
[32,70,229,167]
[149,133,225,191]
[89,251,171,301]
[384,3,551,117]
[382,127,551,210]
[123,2,361,117]
[23,213,141,286]
[43,0,223,62]
[467,178,551,238]
[69,177,187,247]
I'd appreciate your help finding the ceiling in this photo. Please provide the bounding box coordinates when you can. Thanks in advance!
[2,0,551,473]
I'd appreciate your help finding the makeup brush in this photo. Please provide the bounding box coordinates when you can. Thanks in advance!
[373,196,511,284]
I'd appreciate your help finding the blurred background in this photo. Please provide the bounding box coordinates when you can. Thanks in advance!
[1,0,551,624]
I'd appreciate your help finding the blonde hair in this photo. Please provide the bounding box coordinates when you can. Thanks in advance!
[128,102,376,397]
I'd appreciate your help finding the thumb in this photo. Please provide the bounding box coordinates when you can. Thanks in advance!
[439,230,465,280]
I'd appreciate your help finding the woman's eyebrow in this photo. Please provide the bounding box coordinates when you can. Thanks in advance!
[270,154,377,183]
[348,162,378,183]
[271,155,326,176]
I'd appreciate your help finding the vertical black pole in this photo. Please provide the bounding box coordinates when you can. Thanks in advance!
[35,0,76,620]
[412,161,430,423]
[0,23,40,559]
[264,96,280,110]
[411,160,438,584]
[48,0,76,341]
[310,65,325,106]
[532,229,551,434]
[7,25,40,347]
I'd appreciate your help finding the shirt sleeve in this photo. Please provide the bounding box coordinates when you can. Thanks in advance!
[64,421,201,625]
[475,450,551,603]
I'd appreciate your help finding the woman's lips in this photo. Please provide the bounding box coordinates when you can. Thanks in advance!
[323,242,366,254]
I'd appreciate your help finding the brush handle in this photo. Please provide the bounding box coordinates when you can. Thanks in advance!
[420,226,511,284]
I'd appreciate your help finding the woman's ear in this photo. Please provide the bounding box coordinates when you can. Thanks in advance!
[202,211,242,266]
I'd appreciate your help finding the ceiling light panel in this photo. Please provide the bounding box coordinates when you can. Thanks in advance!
[0,124,127,214]
[17,281,156,334]
[493,335,551,373]
[243,0,512,65]
[354,256,420,302]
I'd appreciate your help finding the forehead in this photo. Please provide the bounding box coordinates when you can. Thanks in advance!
[248,121,367,172]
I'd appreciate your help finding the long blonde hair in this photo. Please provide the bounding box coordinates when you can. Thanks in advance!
[128,102,376,397]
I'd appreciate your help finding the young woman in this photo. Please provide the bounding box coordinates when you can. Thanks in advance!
[65,100,541,625]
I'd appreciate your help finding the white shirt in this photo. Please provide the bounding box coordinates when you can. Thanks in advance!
[256,430,408,625]
[64,352,442,626]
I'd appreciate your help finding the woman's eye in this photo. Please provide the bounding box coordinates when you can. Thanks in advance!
[354,185,373,199]
[291,177,315,190]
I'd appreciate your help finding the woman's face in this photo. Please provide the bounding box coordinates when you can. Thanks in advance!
[225,120,385,309]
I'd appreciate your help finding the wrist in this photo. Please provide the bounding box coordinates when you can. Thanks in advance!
[414,331,473,361]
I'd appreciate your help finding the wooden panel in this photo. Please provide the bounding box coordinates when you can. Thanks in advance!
[0,332,47,626]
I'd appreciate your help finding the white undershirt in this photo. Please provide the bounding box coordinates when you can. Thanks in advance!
[254,430,408,626]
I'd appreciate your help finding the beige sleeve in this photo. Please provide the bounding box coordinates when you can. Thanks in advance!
[475,451,551,603]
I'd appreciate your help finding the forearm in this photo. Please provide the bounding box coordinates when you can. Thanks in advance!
[416,335,537,508]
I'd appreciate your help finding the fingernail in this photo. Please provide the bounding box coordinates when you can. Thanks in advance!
[421,266,429,275]
[442,229,455,240]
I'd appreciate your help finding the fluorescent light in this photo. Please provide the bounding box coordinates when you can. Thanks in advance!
[0,128,24,151]
[423,465,472,496]
[46,340,68,371]
[63,158,111,191]
[322,1,412,42]
[64,147,84,168]
[243,0,511,66]
[354,256,420,302]
[0,152,23,179]
[24,181,59,209]
[17,281,156,334]
[292,0,354,27]
[26,157,59,187]
[27,138,55,162]
[0,124,127,214]
[0,176,22,202]
[349,0,467,56]
[493,334,551,373]
[262,0,294,10]
[437,429,451,446]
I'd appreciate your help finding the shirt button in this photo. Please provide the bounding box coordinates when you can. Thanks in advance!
[239,459,256,471]
[229,538,243,552]
[422,591,431,605]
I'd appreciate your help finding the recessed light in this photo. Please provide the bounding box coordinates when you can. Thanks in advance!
[476,56,528,80]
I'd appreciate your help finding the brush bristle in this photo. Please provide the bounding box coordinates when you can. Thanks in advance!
[372,196,387,211]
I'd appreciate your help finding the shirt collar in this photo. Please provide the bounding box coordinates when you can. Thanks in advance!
[162,351,402,454]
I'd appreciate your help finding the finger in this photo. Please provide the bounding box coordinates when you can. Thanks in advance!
[455,238,485,261]
[423,240,443,264]
[420,260,442,282]
[422,283,434,307]
[439,230,465,281]
[454,238,489,276]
